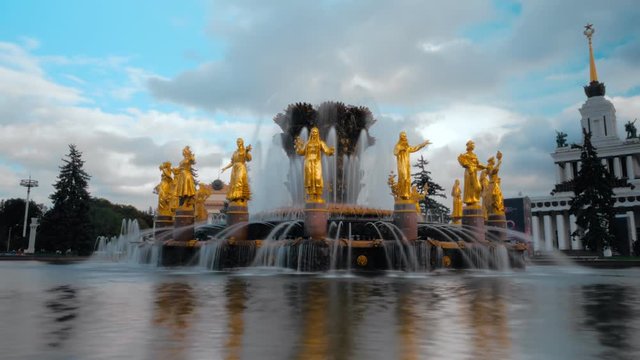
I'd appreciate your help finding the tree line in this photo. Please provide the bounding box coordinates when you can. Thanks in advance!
[0,145,152,255]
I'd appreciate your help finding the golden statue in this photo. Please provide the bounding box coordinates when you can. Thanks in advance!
[451,179,462,223]
[295,127,335,203]
[387,171,399,199]
[170,167,180,211]
[457,140,486,206]
[154,161,174,217]
[195,184,212,221]
[393,131,430,200]
[174,146,197,208]
[221,138,252,205]
[487,151,504,215]
[410,186,423,213]
[480,169,491,219]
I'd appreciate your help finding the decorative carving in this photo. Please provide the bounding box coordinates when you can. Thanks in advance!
[356,255,368,267]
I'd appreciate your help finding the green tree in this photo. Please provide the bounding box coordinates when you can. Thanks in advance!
[88,197,153,239]
[411,155,450,222]
[39,144,93,255]
[0,198,44,251]
[569,129,615,254]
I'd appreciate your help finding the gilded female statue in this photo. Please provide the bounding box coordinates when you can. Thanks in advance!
[195,184,212,221]
[394,131,430,200]
[487,151,505,214]
[155,161,174,216]
[295,127,335,203]
[174,146,197,208]
[451,179,462,222]
[480,169,491,219]
[221,138,252,204]
[457,140,486,206]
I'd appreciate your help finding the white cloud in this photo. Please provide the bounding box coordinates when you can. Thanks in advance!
[0,41,247,210]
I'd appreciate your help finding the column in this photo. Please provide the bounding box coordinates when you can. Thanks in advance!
[564,162,573,181]
[577,161,582,173]
[613,157,623,178]
[556,164,564,183]
[627,210,637,246]
[543,215,554,252]
[569,214,581,250]
[626,155,635,179]
[556,213,568,250]
[532,215,541,252]
[601,158,608,171]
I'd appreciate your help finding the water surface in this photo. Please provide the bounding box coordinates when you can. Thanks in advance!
[0,261,639,359]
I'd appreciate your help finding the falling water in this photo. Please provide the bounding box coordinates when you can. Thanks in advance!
[251,221,300,267]
[198,240,225,270]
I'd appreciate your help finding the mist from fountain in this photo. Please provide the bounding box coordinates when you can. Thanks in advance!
[93,219,158,265]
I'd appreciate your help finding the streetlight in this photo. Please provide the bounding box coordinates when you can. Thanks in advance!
[20,176,39,238]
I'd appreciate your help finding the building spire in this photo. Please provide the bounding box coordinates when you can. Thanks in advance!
[583,23,605,97]
[584,24,598,82]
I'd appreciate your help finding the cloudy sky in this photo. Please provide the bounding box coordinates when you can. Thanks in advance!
[1,0,640,211]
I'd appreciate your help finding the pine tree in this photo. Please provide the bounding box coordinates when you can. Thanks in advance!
[411,155,450,222]
[39,144,94,255]
[569,129,615,254]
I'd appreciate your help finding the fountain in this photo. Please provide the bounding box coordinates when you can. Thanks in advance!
[102,102,527,271]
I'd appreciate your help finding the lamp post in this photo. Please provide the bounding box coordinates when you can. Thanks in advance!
[20,176,39,238]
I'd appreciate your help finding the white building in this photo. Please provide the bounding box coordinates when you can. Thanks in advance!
[530,25,639,255]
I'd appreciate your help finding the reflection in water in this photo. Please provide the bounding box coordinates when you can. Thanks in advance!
[298,281,329,360]
[43,285,79,348]
[3,263,640,359]
[582,284,638,359]
[151,282,196,360]
[465,280,511,360]
[225,278,248,360]
[395,283,419,360]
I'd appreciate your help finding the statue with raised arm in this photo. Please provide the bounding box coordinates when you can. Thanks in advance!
[174,146,197,208]
[295,127,335,203]
[155,161,174,217]
[625,120,637,139]
[393,131,431,200]
[457,140,486,207]
[488,151,505,215]
[556,131,568,148]
[451,179,462,223]
[221,138,252,205]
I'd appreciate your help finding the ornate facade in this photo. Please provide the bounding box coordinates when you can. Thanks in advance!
[530,25,639,255]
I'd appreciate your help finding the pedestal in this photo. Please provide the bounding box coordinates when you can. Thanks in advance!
[304,202,328,240]
[173,209,195,242]
[487,213,507,242]
[155,215,173,229]
[227,203,249,241]
[462,205,485,242]
[393,201,418,241]
[154,215,174,242]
